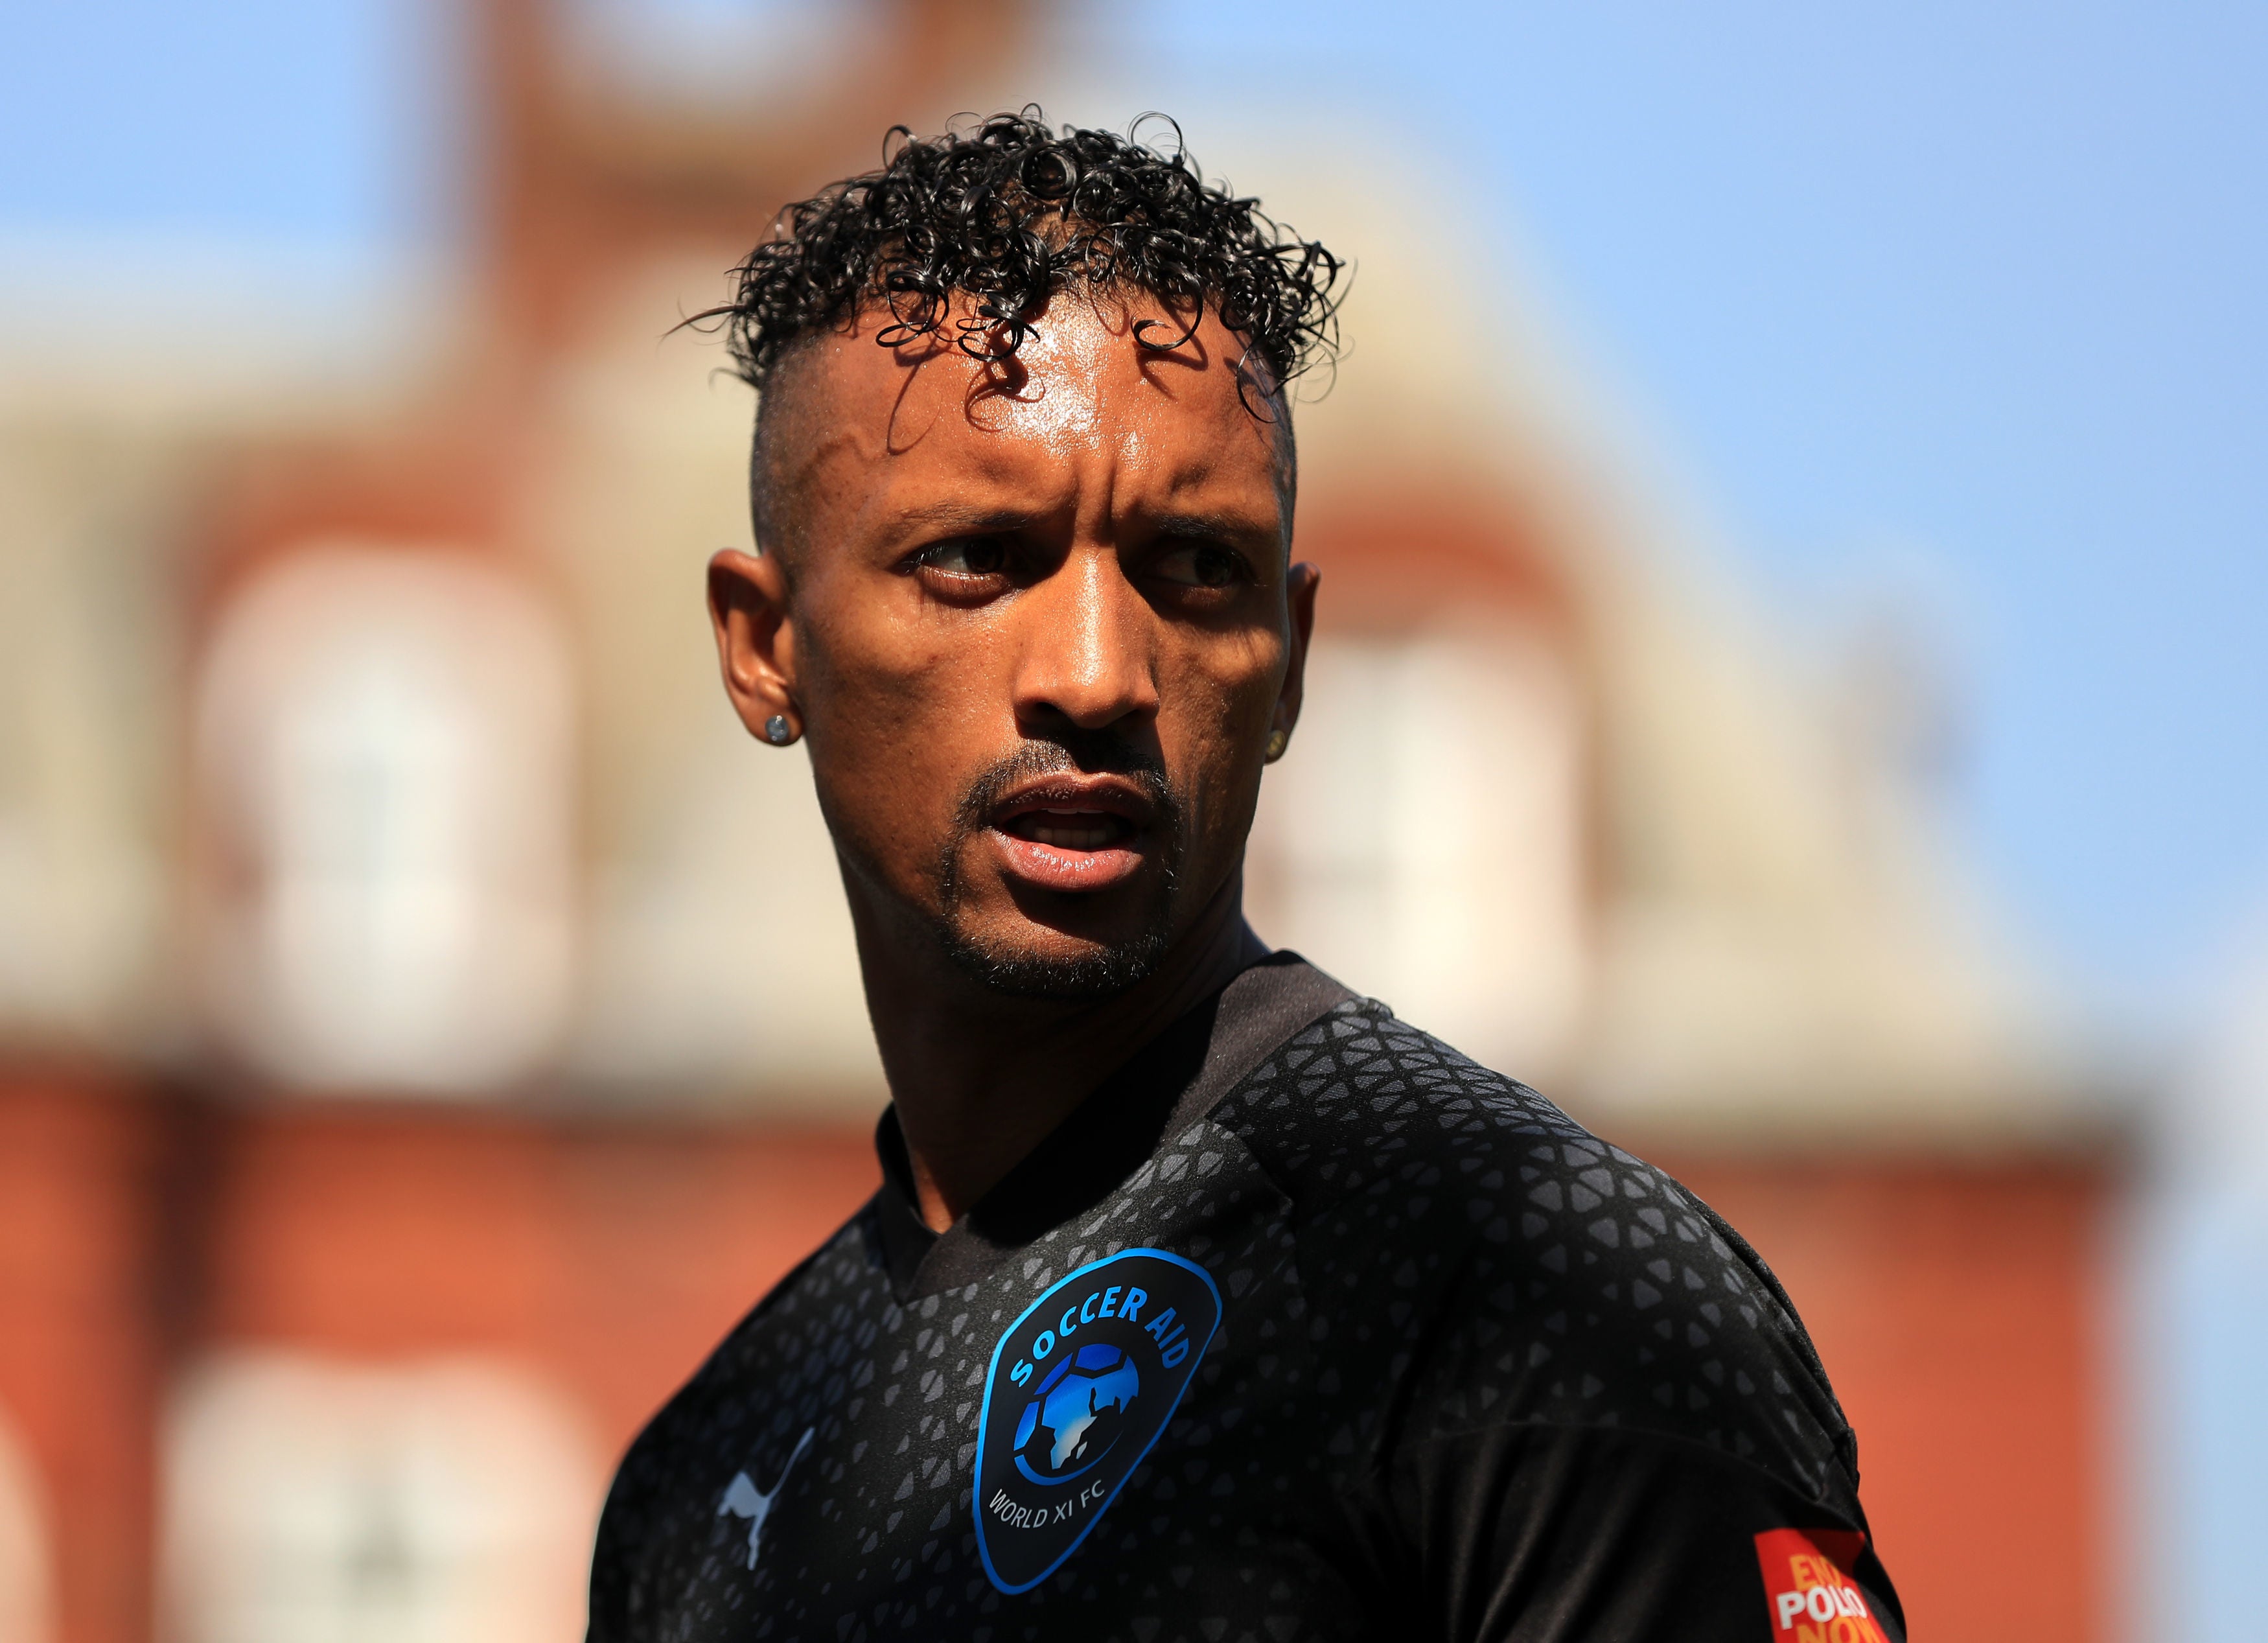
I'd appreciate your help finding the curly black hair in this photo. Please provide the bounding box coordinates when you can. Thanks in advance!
[693,110,1344,403]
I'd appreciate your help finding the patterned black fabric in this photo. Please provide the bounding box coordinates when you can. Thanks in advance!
[588,971,1903,1643]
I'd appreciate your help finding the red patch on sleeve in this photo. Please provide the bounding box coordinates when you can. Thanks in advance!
[1753,1528,1891,1642]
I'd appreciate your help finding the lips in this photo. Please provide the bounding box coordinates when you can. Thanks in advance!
[985,777,1155,893]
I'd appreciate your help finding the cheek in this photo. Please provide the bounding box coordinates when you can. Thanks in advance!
[799,611,988,864]
[1163,630,1284,848]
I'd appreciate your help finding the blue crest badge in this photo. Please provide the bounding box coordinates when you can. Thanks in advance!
[974,1248,1221,1594]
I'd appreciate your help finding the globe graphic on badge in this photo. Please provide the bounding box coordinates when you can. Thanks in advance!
[1012,1343,1141,1485]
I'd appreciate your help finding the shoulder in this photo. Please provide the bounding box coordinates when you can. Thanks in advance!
[664,1204,881,1424]
[597,1205,882,1533]
[1208,999,1861,1506]
[589,1207,886,1636]
[1205,996,1617,1224]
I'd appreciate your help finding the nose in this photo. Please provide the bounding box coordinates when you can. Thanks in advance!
[1011,544,1159,735]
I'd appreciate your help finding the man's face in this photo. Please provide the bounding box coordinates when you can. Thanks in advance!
[726,292,1315,997]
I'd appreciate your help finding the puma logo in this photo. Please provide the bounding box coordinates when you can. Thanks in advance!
[717,1427,815,1571]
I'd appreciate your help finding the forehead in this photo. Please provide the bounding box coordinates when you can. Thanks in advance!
[767,292,1288,534]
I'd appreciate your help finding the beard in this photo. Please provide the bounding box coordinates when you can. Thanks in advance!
[931,730,1184,999]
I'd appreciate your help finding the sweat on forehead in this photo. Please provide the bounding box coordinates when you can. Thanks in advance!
[746,292,1296,561]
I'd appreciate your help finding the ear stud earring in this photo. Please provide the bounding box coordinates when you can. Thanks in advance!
[1264,728,1290,763]
[765,714,796,746]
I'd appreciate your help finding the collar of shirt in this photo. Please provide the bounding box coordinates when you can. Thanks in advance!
[868,951,1355,1303]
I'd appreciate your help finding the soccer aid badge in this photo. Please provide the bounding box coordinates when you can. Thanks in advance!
[975,1248,1221,1593]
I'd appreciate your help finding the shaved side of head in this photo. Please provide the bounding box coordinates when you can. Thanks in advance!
[747,335,827,572]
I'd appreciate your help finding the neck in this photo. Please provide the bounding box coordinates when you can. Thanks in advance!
[848,872,1265,1233]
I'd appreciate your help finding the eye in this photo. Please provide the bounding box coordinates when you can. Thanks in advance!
[914,536,1012,578]
[1150,541,1251,590]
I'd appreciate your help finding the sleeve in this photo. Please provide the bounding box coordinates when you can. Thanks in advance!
[1388,1423,1905,1643]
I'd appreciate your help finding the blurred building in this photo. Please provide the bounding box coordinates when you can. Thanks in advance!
[0,2,2122,1640]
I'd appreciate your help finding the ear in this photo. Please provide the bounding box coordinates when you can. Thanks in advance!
[1267,561,1320,759]
[708,548,802,743]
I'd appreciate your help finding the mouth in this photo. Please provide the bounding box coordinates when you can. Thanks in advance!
[998,809,1139,850]
[984,778,1156,892]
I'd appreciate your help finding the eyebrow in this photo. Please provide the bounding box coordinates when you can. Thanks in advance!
[1142,508,1280,546]
[873,485,1290,565]
[881,502,1039,539]
[880,502,1279,546]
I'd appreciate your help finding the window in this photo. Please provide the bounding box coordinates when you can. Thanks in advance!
[159,1353,601,1643]
[564,0,875,109]
[195,545,576,1094]
[1245,626,1590,1082]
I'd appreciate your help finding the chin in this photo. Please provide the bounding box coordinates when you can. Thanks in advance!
[936,920,1172,1000]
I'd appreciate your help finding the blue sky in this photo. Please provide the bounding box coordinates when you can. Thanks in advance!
[5,0,2263,1024]
[1,0,410,243]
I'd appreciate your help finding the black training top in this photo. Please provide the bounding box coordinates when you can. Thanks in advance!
[587,954,1904,1643]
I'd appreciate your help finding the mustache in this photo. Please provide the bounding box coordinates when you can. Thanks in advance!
[951,729,1172,834]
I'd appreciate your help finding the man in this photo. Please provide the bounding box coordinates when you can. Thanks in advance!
[588,112,1903,1642]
